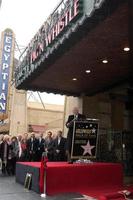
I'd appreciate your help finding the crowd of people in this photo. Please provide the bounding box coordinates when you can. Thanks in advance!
[0,107,85,175]
[0,130,67,175]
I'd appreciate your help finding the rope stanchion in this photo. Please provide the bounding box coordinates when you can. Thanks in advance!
[40,172,46,198]
[40,152,48,198]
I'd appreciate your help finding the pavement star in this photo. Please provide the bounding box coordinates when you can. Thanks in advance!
[81,140,95,156]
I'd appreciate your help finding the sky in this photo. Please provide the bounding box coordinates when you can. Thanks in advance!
[0,0,65,105]
[0,0,61,48]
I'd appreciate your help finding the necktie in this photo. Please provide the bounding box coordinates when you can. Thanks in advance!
[75,115,78,120]
[18,141,22,158]
[31,139,34,151]
[58,138,61,145]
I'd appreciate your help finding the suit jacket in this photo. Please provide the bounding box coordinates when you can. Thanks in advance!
[36,138,45,161]
[44,138,54,151]
[37,138,45,152]
[53,137,67,161]
[0,142,10,161]
[27,138,38,153]
[44,138,54,161]
[66,113,86,129]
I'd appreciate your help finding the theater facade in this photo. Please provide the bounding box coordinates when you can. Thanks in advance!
[0,29,64,135]
[15,0,133,174]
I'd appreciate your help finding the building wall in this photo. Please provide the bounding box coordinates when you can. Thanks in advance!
[83,84,133,133]
[81,84,133,162]
[62,87,132,138]
[27,102,64,136]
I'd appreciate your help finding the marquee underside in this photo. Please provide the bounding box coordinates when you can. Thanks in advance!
[15,0,131,96]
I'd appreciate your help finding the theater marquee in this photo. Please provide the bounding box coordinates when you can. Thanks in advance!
[15,0,105,88]
[45,0,82,46]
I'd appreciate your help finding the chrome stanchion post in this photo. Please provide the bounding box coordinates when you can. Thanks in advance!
[40,151,48,198]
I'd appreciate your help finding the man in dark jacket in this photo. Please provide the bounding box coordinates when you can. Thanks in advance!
[27,133,38,161]
[44,131,54,161]
[53,130,67,161]
[37,133,45,161]
[0,135,11,174]
[66,107,86,161]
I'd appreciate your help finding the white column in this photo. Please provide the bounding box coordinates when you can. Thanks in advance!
[9,87,27,135]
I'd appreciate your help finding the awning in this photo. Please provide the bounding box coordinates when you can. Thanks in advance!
[15,0,131,96]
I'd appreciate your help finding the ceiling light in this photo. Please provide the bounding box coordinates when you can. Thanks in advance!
[72,78,77,81]
[102,59,108,64]
[85,70,91,74]
[124,47,130,52]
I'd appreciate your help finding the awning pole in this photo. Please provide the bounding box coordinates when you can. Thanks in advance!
[37,92,45,110]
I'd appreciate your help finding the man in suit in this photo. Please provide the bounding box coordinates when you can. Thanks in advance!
[53,130,67,161]
[27,132,38,161]
[66,107,86,161]
[37,133,45,161]
[44,131,54,161]
[0,135,11,174]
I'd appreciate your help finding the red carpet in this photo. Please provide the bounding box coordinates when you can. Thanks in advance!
[18,162,40,168]
[82,186,133,199]
[45,162,123,196]
[17,162,133,199]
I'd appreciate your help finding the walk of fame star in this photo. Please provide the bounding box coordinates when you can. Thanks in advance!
[81,140,95,156]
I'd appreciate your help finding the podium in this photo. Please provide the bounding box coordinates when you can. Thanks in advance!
[71,119,99,160]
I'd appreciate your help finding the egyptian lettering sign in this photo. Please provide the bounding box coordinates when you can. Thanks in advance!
[0,31,13,113]
[71,120,99,159]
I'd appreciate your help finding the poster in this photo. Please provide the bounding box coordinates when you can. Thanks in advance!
[71,120,99,159]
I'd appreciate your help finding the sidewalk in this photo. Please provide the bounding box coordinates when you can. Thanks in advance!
[0,173,91,200]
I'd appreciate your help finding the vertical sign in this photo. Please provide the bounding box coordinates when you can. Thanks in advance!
[71,120,99,159]
[0,30,13,113]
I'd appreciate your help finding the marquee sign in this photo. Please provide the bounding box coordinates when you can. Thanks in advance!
[45,0,82,46]
[15,0,105,88]
[0,30,13,113]
[30,0,84,63]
